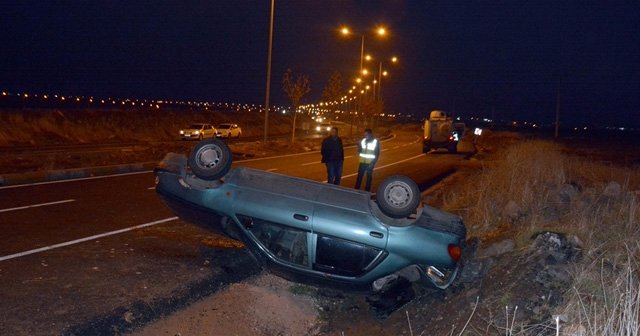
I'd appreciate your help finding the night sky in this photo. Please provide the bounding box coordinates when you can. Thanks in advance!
[1,1,639,127]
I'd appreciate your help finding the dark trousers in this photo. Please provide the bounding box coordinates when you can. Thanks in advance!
[325,160,343,185]
[354,162,373,191]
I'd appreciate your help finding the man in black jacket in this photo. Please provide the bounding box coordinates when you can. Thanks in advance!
[321,127,344,185]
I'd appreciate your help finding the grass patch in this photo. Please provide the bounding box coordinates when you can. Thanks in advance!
[442,132,640,334]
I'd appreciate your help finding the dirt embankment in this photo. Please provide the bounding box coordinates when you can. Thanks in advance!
[0,108,294,146]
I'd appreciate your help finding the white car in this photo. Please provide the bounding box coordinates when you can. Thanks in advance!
[179,123,217,140]
[216,123,242,138]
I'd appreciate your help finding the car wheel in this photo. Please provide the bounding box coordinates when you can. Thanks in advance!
[188,138,232,180]
[198,134,203,141]
[236,132,241,138]
[376,175,420,218]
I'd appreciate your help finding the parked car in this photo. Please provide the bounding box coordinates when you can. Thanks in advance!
[215,123,242,138]
[154,139,466,295]
[179,123,216,140]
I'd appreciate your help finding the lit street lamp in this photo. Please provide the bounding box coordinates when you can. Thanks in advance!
[340,25,388,129]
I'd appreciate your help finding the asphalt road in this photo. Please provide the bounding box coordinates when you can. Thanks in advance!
[0,130,473,335]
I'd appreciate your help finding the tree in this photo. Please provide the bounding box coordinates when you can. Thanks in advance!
[282,68,311,143]
[322,71,343,109]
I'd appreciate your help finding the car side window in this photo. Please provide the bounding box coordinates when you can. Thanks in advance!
[249,218,309,267]
[314,235,381,277]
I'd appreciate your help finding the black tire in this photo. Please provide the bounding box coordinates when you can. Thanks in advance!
[198,134,203,141]
[376,175,421,218]
[188,138,232,180]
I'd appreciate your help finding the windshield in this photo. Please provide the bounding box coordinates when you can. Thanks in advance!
[188,124,204,129]
[217,124,231,129]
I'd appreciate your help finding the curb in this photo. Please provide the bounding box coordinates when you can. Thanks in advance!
[0,161,158,187]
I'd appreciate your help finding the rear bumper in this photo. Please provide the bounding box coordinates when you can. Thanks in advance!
[154,153,228,235]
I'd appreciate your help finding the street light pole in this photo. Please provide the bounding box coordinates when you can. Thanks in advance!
[263,0,275,143]
[360,34,364,73]
[377,61,383,99]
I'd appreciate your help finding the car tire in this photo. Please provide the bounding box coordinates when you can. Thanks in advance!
[376,175,421,218]
[188,138,232,180]
[376,175,420,218]
[198,134,203,141]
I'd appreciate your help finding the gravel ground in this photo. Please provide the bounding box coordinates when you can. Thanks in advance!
[129,273,322,336]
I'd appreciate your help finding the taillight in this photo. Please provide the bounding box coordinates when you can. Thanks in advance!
[448,244,461,262]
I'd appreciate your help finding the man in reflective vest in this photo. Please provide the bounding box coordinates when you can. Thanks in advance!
[354,128,380,191]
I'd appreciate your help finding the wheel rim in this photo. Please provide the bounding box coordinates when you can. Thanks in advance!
[384,181,414,208]
[196,145,223,169]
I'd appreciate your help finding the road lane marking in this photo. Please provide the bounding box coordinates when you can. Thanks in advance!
[0,217,179,262]
[0,171,151,190]
[147,186,156,190]
[266,168,278,172]
[301,161,319,166]
[0,199,76,213]
[236,134,397,163]
[341,154,425,179]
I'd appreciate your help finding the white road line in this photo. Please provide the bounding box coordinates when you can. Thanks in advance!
[0,171,151,190]
[147,186,156,190]
[0,217,179,262]
[0,199,76,213]
[340,154,425,179]
[236,134,397,163]
[344,155,353,159]
[301,161,319,166]
[266,168,278,172]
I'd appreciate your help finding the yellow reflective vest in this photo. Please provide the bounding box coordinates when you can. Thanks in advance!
[359,138,378,164]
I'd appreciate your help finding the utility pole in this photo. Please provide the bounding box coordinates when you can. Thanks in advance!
[263,0,275,143]
[554,72,563,139]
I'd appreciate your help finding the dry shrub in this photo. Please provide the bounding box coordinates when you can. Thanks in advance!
[444,139,567,241]
[443,132,640,334]
[559,183,640,335]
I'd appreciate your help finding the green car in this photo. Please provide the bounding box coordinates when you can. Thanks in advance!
[154,139,466,295]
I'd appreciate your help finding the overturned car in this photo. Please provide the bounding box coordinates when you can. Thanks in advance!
[154,139,466,295]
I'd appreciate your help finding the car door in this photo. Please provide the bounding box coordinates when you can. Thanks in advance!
[312,188,388,277]
[231,170,320,270]
[205,124,214,137]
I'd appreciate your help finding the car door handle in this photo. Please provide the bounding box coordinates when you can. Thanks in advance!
[293,214,309,222]
[369,231,384,239]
